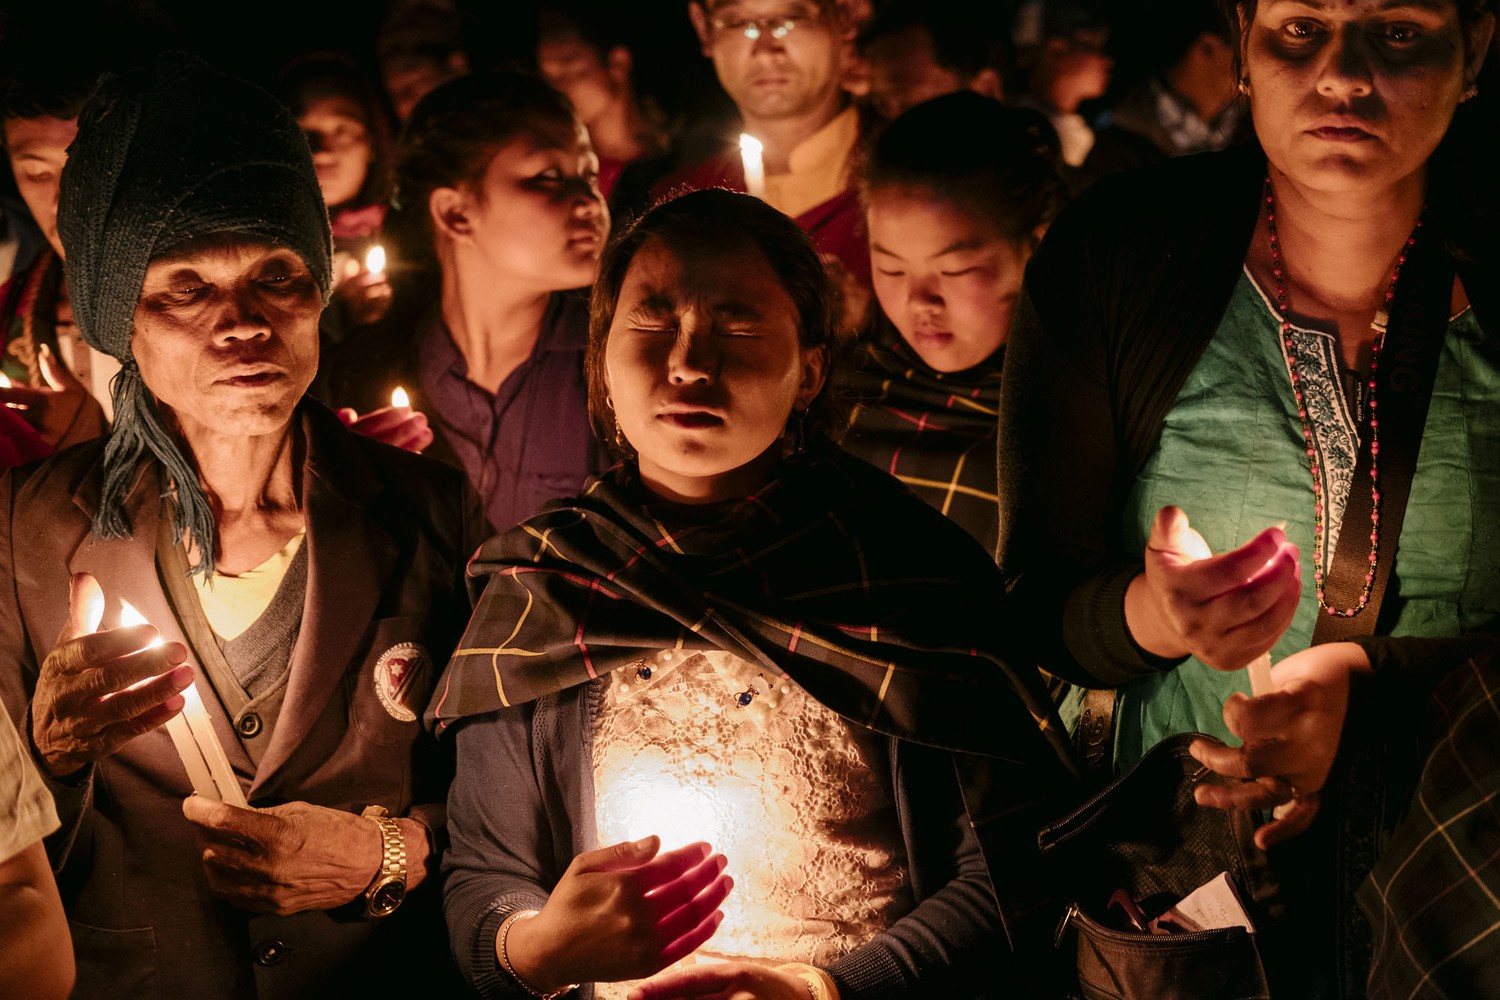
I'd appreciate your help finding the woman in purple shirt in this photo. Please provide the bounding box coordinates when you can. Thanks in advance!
[322,71,612,533]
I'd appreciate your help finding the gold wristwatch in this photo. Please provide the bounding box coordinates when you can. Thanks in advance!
[361,805,408,918]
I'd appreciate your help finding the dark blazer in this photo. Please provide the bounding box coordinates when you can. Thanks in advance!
[0,401,485,999]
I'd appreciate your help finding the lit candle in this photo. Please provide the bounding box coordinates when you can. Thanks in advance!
[390,386,409,409]
[1163,520,1279,697]
[82,584,105,634]
[364,243,386,277]
[738,134,765,200]
[120,601,248,807]
[0,372,18,409]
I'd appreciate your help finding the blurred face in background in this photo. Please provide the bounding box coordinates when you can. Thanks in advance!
[298,94,374,209]
[1041,27,1113,108]
[4,115,79,258]
[437,115,609,293]
[867,183,1031,373]
[538,34,628,127]
[382,50,470,123]
[691,0,847,121]
[864,25,967,120]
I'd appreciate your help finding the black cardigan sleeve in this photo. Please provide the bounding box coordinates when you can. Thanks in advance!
[443,697,571,999]
[996,145,1266,688]
[828,740,1015,1000]
[444,685,1027,1000]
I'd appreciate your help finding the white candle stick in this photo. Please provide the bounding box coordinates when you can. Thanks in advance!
[177,683,248,807]
[164,714,220,800]
[120,601,247,807]
[738,134,766,199]
[1246,652,1273,698]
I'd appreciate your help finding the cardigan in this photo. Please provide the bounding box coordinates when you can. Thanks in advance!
[996,133,1500,998]
[444,681,1014,1000]
[996,140,1500,690]
[434,451,1078,999]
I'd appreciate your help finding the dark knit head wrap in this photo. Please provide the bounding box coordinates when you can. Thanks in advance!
[57,52,332,577]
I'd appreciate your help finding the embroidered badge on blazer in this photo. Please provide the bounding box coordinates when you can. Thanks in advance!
[374,643,428,722]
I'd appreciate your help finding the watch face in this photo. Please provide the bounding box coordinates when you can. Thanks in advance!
[370,880,406,917]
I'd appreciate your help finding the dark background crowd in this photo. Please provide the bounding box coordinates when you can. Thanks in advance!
[2,1,1498,999]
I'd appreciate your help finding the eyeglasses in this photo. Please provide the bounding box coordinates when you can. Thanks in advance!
[710,10,818,42]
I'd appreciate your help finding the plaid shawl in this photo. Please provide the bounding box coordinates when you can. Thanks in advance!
[429,447,1070,772]
[838,328,1003,553]
[1360,647,1500,999]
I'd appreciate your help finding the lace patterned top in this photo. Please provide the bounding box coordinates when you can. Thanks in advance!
[591,648,912,998]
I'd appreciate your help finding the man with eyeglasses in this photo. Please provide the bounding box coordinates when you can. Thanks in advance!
[655,0,871,293]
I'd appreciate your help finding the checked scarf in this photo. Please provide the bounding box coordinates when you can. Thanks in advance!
[429,447,1070,773]
[838,327,1003,553]
[1360,646,1500,998]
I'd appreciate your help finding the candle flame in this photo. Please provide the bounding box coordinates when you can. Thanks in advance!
[119,600,165,649]
[390,386,410,408]
[365,244,386,276]
[83,587,105,634]
[0,373,9,388]
[738,133,766,199]
[1177,525,1213,562]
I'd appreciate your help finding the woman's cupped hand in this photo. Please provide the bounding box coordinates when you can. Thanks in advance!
[1190,641,1371,849]
[504,837,733,993]
[1126,506,1301,670]
[628,963,815,1000]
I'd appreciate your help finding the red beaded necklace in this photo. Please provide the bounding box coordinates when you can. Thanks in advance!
[1263,176,1421,618]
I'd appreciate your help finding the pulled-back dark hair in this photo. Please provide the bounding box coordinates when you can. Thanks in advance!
[1,59,101,124]
[586,188,841,456]
[861,92,1068,247]
[387,70,576,271]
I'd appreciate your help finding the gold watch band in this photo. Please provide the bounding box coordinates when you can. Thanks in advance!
[361,805,407,917]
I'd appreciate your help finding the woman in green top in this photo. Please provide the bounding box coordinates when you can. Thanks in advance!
[999,3,1498,989]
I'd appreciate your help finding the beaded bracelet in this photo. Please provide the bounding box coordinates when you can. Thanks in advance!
[497,909,580,1000]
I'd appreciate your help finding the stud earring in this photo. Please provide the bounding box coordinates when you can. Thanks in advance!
[1237,76,1250,96]
[1461,81,1479,102]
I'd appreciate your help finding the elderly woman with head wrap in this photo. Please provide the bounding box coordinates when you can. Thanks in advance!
[0,54,482,996]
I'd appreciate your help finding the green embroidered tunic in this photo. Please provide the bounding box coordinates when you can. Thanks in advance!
[1109,270,1500,767]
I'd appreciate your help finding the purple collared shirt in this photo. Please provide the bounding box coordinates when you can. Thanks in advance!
[418,292,608,534]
